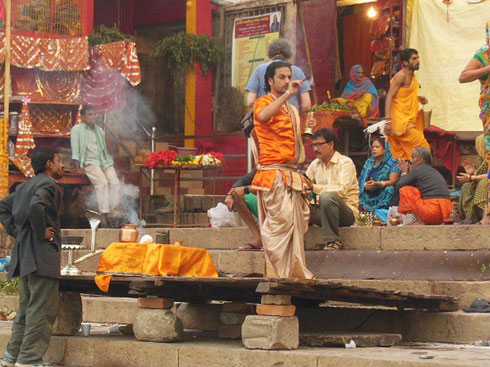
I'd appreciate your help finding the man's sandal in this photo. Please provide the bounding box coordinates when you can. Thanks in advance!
[238,242,263,251]
[323,241,344,251]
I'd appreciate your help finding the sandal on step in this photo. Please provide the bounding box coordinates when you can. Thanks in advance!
[323,241,344,251]
[238,242,262,251]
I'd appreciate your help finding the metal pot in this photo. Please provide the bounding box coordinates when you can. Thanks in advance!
[119,224,139,243]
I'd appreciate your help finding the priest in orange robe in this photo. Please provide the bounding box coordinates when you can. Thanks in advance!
[251,61,315,279]
[384,48,430,160]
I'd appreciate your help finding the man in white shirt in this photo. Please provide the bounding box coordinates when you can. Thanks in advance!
[71,106,120,227]
[306,128,359,250]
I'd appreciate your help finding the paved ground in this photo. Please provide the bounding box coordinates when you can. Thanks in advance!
[0,321,489,366]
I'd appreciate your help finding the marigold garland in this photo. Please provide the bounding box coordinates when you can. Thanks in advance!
[143,150,223,169]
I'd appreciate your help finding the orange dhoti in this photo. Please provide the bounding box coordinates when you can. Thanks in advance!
[398,186,452,225]
[251,94,313,279]
[387,73,430,160]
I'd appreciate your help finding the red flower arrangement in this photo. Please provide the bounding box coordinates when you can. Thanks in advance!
[144,150,178,169]
[208,151,224,162]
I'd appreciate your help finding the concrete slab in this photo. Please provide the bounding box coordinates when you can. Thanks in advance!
[167,225,489,251]
[216,250,264,276]
[1,224,485,255]
[300,332,402,347]
[296,307,490,344]
[0,324,488,366]
[380,225,490,251]
[0,295,137,324]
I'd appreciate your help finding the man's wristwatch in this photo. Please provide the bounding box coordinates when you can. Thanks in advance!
[244,186,250,195]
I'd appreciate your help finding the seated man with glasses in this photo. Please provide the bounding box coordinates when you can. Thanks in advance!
[306,128,359,250]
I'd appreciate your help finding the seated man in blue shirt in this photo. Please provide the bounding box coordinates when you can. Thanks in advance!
[245,38,312,113]
[71,106,120,226]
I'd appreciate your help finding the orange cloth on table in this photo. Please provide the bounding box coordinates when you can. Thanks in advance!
[94,243,218,292]
[387,73,430,160]
[251,94,298,190]
[398,186,452,225]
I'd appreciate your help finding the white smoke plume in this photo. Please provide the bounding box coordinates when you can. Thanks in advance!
[85,182,144,227]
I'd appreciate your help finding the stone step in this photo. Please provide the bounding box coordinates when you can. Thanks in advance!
[2,291,488,344]
[166,225,490,251]
[184,194,227,212]
[0,295,137,325]
[2,224,487,257]
[59,247,490,283]
[143,213,210,226]
[0,322,488,366]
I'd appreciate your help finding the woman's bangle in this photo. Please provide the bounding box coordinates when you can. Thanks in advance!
[470,175,474,182]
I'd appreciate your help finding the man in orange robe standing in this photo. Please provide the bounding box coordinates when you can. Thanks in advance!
[384,48,430,160]
[251,61,315,279]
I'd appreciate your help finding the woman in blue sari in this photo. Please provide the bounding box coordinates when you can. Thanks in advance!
[358,136,401,222]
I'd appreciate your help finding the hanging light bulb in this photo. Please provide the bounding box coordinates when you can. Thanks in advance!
[368,6,377,19]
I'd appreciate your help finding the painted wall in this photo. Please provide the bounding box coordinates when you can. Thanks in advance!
[296,0,338,104]
[342,4,374,85]
[134,0,186,28]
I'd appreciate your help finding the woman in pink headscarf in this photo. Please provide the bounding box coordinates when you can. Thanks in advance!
[335,64,380,119]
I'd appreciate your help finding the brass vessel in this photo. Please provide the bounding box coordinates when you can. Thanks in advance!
[119,224,139,243]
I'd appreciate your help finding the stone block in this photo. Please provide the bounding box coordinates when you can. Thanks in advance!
[222,302,256,314]
[218,323,242,339]
[82,296,137,324]
[219,312,247,325]
[53,292,82,336]
[241,315,299,350]
[167,227,253,250]
[176,303,221,331]
[137,297,174,309]
[217,251,264,276]
[256,304,296,317]
[261,295,291,305]
[133,308,183,342]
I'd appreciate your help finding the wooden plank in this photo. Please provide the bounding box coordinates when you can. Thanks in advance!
[59,275,458,311]
[256,280,458,311]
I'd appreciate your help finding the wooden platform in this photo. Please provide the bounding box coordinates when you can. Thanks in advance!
[60,274,458,311]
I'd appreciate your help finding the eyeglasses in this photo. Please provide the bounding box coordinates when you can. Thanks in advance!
[311,141,328,148]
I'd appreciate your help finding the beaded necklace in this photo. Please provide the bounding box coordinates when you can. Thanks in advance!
[269,92,290,118]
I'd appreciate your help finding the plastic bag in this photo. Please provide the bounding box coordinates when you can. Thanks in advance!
[386,206,399,226]
[387,206,416,226]
[207,202,237,228]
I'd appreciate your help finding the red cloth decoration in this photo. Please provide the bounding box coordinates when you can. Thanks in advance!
[14,100,35,177]
[82,47,126,113]
[97,40,141,86]
[0,31,89,71]
[0,1,5,21]
[424,125,459,175]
